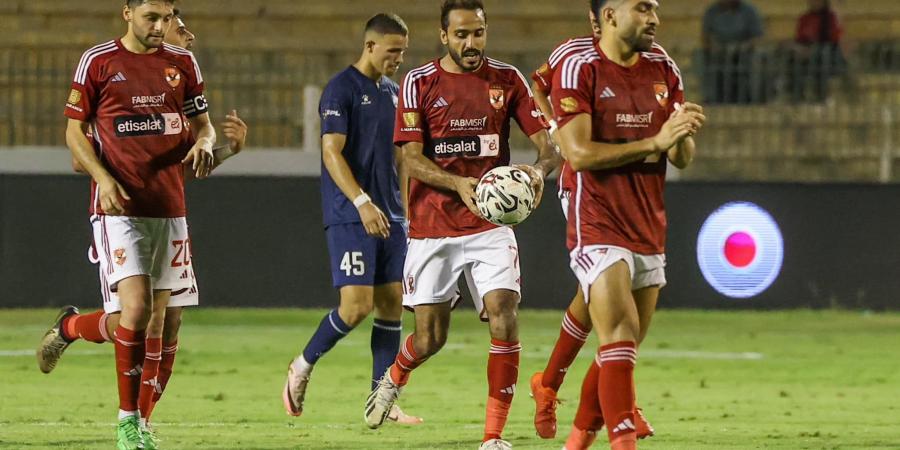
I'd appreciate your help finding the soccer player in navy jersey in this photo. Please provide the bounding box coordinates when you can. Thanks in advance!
[364,1,559,449]
[282,13,422,426]
[37,9,247,447]
[552,1,705,448]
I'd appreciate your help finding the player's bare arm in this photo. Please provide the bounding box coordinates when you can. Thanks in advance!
[65,118,130,215]
[667,102,705,169]
[557,110,703,171]
[516,130,560,209]
[323,132,391,239]
[182,112,216,179]
[395,146,409,219]
[401,141,481,217]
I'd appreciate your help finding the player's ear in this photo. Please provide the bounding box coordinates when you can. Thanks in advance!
[589,11,601,35]
[364,39,375,53]
[603,7,617,27]
[440,28,449,45]
[122,5,132,23]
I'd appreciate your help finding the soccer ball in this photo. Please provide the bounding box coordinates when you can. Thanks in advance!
[475,166,536,226]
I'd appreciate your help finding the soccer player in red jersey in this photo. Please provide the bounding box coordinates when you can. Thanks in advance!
[528,7,669,442]
[38,1,218,448]
[364,1,559,449]
[551,1,706,449]
[37,8,247,447]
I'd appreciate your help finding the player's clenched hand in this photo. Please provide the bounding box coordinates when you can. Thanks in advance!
[514,164,545,210]
[454,176,482,218]
[182,142,214,179]
[653,107,705,151]
[359,202,391,239]
[97,176,130,215]
[678,102,706,135]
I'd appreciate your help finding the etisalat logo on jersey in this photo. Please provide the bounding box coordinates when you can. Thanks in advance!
[431,134,499,158]
[114,113,184,137]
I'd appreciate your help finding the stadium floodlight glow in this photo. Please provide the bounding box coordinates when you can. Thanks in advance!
[696,201,784,299]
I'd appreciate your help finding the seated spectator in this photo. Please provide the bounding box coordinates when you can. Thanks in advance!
[788,0,846,101]
[700,0,766,104]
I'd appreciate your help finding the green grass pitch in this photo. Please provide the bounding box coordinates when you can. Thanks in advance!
[2,308,899,449]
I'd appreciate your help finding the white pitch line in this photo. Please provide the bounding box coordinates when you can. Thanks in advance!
[0,349,107,357]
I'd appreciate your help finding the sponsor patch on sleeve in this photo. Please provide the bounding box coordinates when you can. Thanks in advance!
[67,89,82,105]
[559,97,578,113]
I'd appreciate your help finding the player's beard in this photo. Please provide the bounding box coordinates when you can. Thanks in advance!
[448,46,483,72]
[139,33,165,49]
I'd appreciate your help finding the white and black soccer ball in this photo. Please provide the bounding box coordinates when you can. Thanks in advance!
[475,166,536,226]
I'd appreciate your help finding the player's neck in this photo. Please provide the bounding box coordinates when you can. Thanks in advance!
[120,33,159,55]
[439,54,480,74]
[353,58,383,82]
[599,36,640,67]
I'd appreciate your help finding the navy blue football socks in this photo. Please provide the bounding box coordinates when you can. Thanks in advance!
[370,318,403,389]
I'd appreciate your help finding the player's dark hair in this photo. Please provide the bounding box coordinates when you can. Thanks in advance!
[591,0,623,16]
[440,0,487,31]
[173,8,180,17]
[364,13,408,37]
[125,0,175,8]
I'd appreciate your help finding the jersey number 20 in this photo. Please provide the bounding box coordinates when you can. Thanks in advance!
[340,251,365,276]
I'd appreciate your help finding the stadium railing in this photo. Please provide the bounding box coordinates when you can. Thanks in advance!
[1,41,898,182]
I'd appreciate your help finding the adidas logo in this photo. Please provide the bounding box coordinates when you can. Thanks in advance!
[111,72,127,82]
[499,384,516,395]
[612,418,636,434]
[180,270,189,279]
[432,97,449,109]
[143,376,163,394]
[123,365,143,377]
[600,86,616,99]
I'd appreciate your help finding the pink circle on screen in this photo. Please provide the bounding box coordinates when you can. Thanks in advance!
[724,232,756,268]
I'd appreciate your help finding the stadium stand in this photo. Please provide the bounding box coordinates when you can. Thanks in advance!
[1,0,898,180]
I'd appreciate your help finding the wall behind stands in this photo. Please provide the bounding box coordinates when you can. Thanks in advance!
[1,175,899,310]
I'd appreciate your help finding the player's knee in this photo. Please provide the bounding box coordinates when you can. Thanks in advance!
[340,302,373,327]
[120,301,151,325]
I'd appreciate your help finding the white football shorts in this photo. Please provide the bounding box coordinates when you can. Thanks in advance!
[570,245,666,303]
[89,216,197,314]
[402,227,521,320]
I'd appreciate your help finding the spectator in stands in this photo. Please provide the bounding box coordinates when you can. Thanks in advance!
[788,0,846,101]
[700,0,765,104]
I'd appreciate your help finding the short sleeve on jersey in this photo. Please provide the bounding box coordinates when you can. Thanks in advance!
[319,81,352,135]
[509,68,548,137]
[531,63,552,96]
[393,67,429,146]
[550,55,595,128]
[64,44,110,121]
[181,52,207,118]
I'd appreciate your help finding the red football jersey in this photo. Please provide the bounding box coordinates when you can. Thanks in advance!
[394,58,547,239]
[64,39,207,218]
[537,39,672,208]
[532,35,596,97]
[551,45,684,254]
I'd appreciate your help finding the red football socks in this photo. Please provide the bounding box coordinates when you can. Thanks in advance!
[597,342,638,448]
[484,339,521,442]
[574,359,604,431]
[62,310,110,343]
[137,337,162,419]
[390,334,427,387]
[113,326,145,412]
[541,309,589,391]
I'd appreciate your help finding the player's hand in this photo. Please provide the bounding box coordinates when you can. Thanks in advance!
[678,102,706,137]
[513,164,545,211]
[454,176,482,218]
[97,176,130,215]
[182,141,214,179]
[358,202,391,239]
[653,106,705,151]
[222,110,247,154]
